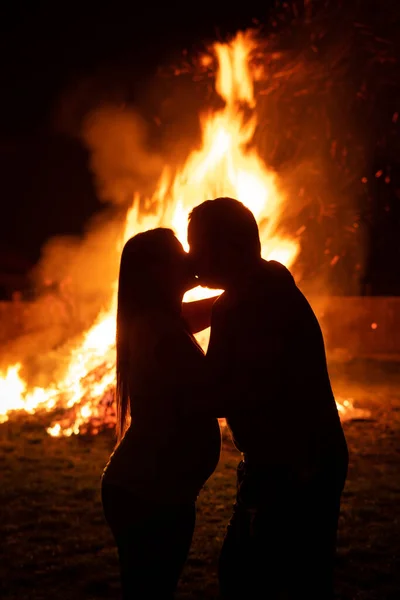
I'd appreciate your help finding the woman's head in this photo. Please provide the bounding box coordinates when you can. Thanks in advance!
[116,228,194,440]
[118,228,194,314]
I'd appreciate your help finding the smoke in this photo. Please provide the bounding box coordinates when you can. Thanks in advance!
[1,211,123,382]
[31,17,365,343]
[82,105,164,205]
[8,6,390,379]
[29,106,164,321]
[34,211,122,317]
[6,100,174,382]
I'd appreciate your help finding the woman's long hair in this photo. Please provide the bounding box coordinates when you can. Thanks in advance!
[115,228,180,442]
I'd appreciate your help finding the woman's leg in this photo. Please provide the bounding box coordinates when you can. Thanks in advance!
[102,484,196,599]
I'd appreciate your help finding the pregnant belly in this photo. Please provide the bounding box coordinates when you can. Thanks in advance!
[104,420,221,501]
[179,420,221,484]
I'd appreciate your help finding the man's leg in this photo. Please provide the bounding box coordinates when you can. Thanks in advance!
[219,504,259,599]
[218,461,287,600]
[286,467,346,600]
[218,463,346,600]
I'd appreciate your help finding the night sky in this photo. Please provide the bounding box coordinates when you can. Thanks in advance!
[0,1,399,294]
[0,2,268,262]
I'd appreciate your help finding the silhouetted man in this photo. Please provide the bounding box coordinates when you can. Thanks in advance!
[188,197,349,600]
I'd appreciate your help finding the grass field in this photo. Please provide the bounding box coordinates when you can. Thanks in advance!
[1,359,400,600]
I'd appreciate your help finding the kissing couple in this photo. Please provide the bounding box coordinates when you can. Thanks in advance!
[102,197,349,600]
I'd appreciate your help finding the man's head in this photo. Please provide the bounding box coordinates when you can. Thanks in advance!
[188,197,262,288]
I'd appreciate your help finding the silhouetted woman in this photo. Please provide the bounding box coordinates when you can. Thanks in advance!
[102,228,221,599]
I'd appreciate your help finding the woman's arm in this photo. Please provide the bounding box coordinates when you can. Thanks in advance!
[182,295,220,334]
[154,301,235,418]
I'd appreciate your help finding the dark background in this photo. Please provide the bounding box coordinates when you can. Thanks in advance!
[0,0,399,296]
[0,2,266,279]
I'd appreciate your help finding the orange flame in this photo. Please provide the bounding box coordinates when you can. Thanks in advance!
[0,31,351,434]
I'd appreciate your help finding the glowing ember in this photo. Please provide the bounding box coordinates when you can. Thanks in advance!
[336,398,371,421]
[0,31,351,434]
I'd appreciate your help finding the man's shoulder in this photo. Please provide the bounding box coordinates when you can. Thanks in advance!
[261,261,301,304]
[263,260,295,287]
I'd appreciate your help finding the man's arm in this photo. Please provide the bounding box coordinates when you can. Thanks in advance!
[201,297,287,416]
[156,298,287,419]
[181,295,220,334]
[187,297,238,417]
[153,299,236,418]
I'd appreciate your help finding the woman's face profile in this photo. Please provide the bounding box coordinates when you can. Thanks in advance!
[121,231,196,307]
[167,237,197,295]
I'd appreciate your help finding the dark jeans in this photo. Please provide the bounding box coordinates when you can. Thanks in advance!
[219,459,348,600]
[102,483,196,600]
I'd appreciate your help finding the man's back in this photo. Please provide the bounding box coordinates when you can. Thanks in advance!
[207,260,347,474]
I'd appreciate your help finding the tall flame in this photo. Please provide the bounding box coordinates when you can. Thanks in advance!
[0,31,303,434]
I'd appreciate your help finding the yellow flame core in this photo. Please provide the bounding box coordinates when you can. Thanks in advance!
[0,31,348,434]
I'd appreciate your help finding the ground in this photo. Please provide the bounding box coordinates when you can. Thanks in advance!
[1,359,400,600]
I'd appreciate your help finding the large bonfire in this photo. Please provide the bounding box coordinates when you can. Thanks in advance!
[0,31,357,435]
